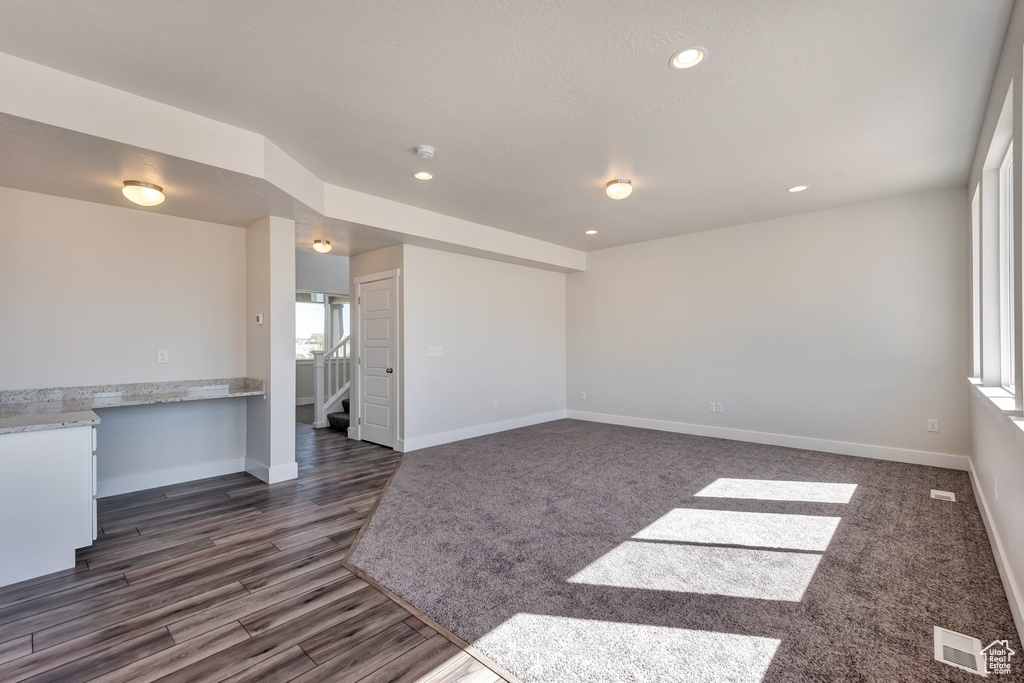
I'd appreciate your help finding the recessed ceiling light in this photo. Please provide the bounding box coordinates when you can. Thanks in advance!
[670,47,706,69]
[414,172,434,180]
[585,230,598,235]
[787,185,809,193]
[122,180,164,206]
[605,179,633,200]
[313,239,332,253]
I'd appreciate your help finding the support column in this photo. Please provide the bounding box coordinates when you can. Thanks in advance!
[245,216,297,483]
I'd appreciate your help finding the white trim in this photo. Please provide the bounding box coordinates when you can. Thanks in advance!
[968,457,1024,642]
[245,459,299,484]
[352,268,401,285]
[566,410,970,471]
[402,411,567,452]
[97,458,245,498]
[296,397,314,406]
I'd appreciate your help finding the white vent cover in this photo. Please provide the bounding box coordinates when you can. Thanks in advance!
[931,489,957,502]
[934,626,985,676]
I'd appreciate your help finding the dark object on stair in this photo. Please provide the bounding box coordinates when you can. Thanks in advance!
[327,398,351,432]
[327,412,349,431]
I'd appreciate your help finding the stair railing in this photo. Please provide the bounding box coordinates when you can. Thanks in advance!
[312,334,351,428]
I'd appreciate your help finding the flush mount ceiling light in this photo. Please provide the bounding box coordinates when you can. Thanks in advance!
[585,230,598,235]
[313,239,332,253]
[670,47,706,69]
[414,171,434,180]
[787,185,809,193]
[122,180,164,206]
[605,179,633,200]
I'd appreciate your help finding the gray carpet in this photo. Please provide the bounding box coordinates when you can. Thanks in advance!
[295,403,315,424]
[350,420,1022,682]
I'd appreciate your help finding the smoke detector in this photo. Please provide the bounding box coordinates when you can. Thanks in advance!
[415,145,435,159]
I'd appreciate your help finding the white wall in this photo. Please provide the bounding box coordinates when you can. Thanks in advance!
[567,187,970,462]
[296,362,316,405]
[0,186,246,388]
[967,0,1024,640]
[245,216,297,484]
[0,187,250,492]
[970,389,1024,636]
[95,401,246,496]
[295,251,350,295]
[402,245,567,450]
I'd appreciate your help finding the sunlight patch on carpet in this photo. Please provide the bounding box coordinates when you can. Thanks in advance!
[568,540,822,602]
[476,613,780,683]
[694,478,858,503]
[634,508,841,551]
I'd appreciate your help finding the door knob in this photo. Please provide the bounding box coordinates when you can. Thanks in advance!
[386,368,394,374]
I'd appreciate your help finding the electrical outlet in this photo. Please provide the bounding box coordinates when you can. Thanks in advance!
[581,391,587,400]
[716,402,724,413]
[708,401,716,412]
[428,346,443,357]
[157,350,168,364]
[927,419,939,433]
[493,399,498,410]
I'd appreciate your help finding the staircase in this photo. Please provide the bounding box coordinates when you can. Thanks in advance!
[327,399,350,432]
[312,335,351,429]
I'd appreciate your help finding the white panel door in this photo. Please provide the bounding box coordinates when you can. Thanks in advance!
[358,276,397,447]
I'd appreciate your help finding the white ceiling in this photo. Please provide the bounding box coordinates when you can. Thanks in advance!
[0,0,1012,250]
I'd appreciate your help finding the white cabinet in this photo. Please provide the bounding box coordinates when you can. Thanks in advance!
[0,425,94,588]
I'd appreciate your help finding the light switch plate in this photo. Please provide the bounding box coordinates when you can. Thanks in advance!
[428,346,443,357]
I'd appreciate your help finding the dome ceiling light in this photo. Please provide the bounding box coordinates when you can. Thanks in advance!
[122,180,164,206]
[605,179,633,200]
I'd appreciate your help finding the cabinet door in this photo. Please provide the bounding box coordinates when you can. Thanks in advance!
[0,426,94,588]
[92,451,98,541]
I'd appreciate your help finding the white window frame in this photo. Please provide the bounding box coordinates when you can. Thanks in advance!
[972,186,981,378]
[295,290,349,361]
[999,143,1015,394]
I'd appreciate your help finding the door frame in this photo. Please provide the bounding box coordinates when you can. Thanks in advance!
[350,268,401,450]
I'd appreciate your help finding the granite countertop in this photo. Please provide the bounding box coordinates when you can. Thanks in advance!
[0,378,266,435]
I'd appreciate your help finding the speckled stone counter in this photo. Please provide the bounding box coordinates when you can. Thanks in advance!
[0,378,266,435]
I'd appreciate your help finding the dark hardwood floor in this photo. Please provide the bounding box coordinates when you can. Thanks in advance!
[0,422,508,682]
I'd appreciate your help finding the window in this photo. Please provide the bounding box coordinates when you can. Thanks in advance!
[296,292,350,360]
[1000,145,1015,393]
[972,186,981,378]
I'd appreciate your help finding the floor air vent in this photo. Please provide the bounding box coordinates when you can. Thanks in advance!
[934,626,985,676]
[931,489,957,502]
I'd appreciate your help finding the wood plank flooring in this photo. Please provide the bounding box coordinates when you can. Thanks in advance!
[0,423,509,682]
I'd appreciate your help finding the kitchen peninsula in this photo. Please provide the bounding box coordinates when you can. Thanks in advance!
[0,378,265,587]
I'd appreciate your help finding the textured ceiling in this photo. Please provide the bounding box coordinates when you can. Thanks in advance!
[0,0,1012,250]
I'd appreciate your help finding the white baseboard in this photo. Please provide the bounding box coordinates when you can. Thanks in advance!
[245,459,299,484]
[566,410,970,471]
[968,458,1024,642]
[97,458,245,498]
[296,397,314,406]
[401,410,568,453]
